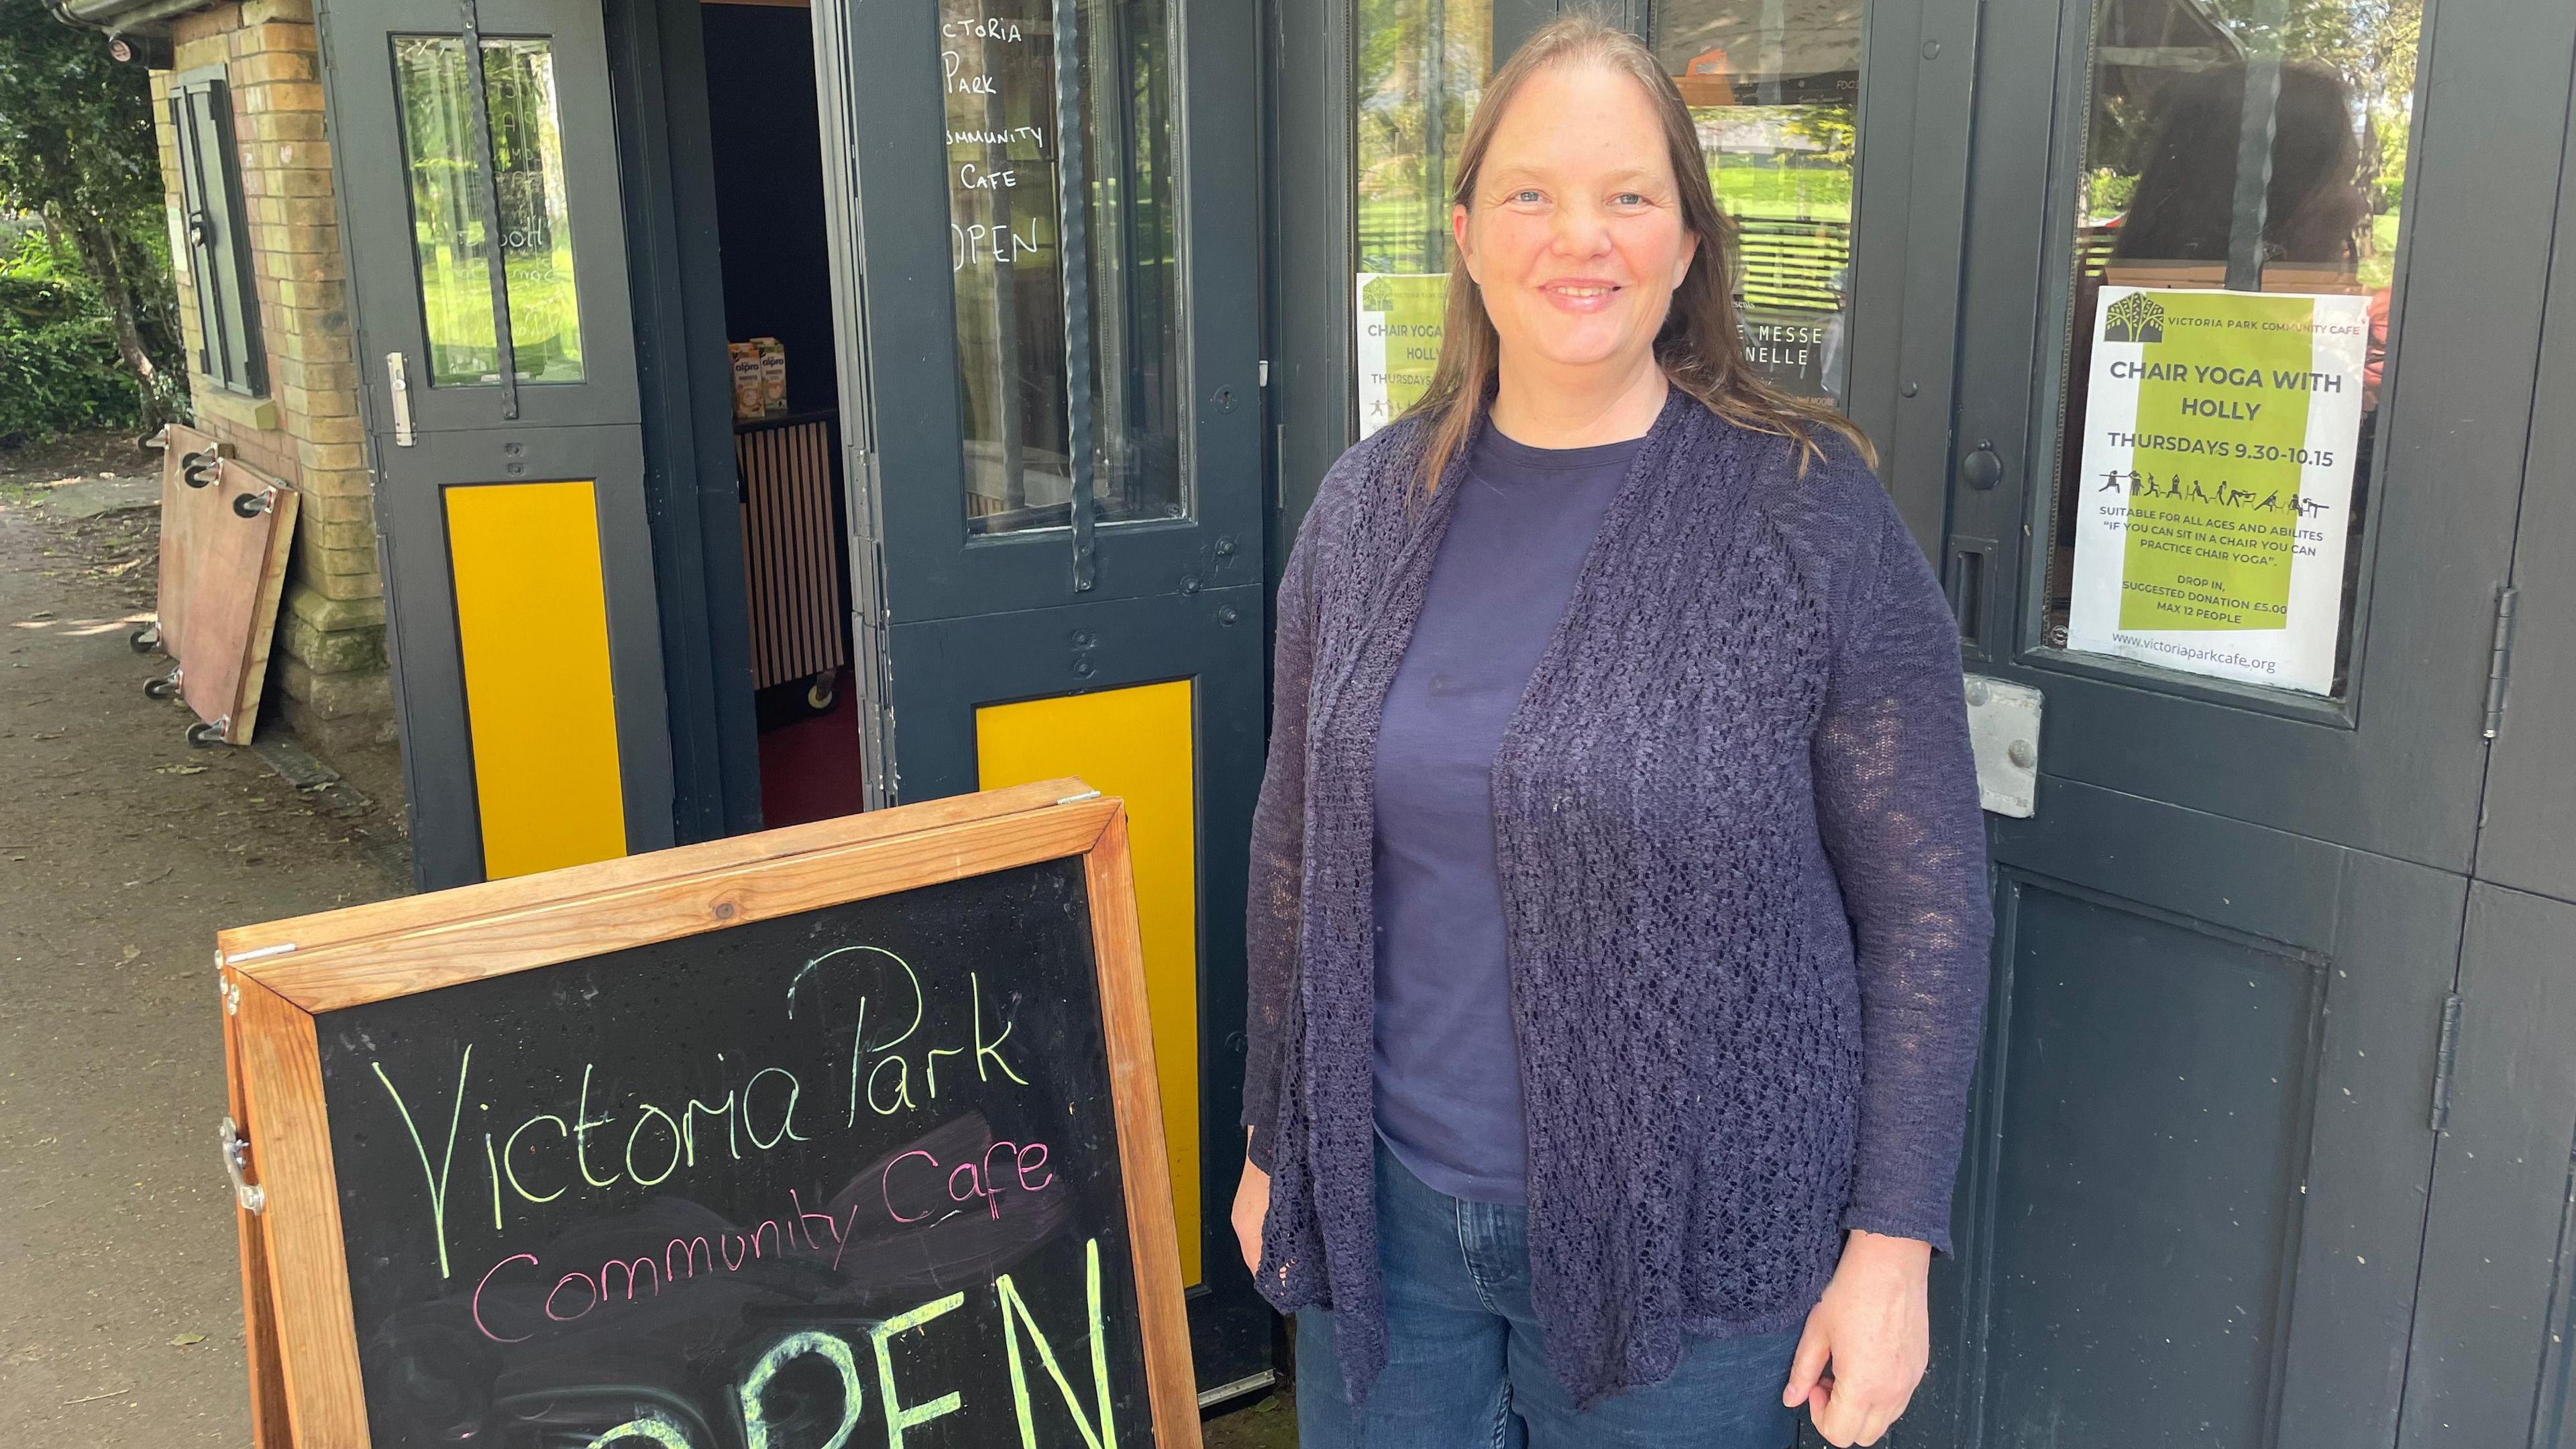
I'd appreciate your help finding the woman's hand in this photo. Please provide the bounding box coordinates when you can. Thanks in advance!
[1782,1230,1932,1446]
[1232,1130,1270,1276]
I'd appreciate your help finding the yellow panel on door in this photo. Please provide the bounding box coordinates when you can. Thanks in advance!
[445,480,627,879]
[977,680,1201,1285]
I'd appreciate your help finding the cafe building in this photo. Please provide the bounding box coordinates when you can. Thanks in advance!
[46,0,2576,1435]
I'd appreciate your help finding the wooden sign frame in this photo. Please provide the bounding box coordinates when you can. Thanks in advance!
[215,780,1201,1448]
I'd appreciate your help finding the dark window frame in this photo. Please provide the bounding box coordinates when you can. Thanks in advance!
[169,64,268,396]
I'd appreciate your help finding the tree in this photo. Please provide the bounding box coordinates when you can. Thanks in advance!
[0,3,181,429]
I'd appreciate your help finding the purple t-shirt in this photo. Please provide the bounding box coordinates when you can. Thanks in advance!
[1371,426,1642,1205]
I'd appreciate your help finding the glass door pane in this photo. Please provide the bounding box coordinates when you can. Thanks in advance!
[1354,0,1493,437]
[940,0,1183,536]
[2036,0,2421,696]
[393,35,586,386]
[1653,0,1862,405]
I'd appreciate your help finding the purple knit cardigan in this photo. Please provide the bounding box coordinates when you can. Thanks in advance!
[1240,390,1992,1409]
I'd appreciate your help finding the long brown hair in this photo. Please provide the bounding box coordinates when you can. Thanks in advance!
[1405,13,1871,490]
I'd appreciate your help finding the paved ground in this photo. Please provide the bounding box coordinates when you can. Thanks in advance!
[0,431,1299,1447]
[0,435,412,1444]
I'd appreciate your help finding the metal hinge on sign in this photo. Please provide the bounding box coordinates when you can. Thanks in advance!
[2482,586,2518,739]
[218,1116,264,1214]
[2428,991,2464,1133]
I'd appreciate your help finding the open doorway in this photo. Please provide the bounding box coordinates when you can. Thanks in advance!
[696,0,865,827]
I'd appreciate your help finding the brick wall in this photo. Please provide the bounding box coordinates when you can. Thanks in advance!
[156,0,394,765]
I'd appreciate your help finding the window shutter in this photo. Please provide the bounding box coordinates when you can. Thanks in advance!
[169,68,265,396]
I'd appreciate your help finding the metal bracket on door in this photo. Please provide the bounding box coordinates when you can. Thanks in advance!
[387,352,415,446]
[1964,674,2043,818]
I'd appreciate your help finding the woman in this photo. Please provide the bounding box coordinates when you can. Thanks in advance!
[1234,16,1990,1449]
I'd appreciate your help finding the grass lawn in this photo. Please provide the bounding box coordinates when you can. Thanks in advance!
[415,241,586,384]
[1709,159,1855,222]
[2361,210,2400,292]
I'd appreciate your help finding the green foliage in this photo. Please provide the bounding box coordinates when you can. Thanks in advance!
[0,211,50,267]
[0,3,160,244]
[0,1,183,421]
[0,258,85,320]
[1,220,65,279]
[2369,114,2407,213]
[2085,167,2137,223]
[1352,0,1487,272]
[0,271,140,441]
[1778,104,1856,172]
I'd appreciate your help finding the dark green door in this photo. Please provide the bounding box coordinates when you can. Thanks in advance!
[2400,69,2576,1449]
[1919,0,2576,1442]
[324,0,678,889]
[806,0,1275,1399]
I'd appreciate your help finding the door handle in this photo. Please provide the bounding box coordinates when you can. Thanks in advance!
[386,352,415,447]
[1947,536,1996,657]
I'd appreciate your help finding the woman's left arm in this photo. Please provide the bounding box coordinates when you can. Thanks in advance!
[1786,499,1995,1446]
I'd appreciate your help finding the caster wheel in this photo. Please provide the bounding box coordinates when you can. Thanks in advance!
[128,623,160,653]
[144,673,180,700]
[231,490,272,519]
[806,674,837,712]
[186,721,225,748]
[181,450,219,489]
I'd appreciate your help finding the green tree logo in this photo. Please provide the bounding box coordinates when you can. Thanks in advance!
[2104,292,2165,343]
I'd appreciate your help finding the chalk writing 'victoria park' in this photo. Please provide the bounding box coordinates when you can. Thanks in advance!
[371,947,1032,1280]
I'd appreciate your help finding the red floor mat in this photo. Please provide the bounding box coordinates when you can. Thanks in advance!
[755,669,868,828]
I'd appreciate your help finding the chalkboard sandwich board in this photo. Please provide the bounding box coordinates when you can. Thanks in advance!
[214,780,1200,1449]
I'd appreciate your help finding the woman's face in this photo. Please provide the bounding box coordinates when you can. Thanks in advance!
[1454,62,1697,380]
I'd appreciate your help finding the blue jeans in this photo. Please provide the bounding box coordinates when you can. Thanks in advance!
[1295,1142,1801,1449]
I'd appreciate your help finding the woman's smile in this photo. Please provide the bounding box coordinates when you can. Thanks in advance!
[1539,278,1625,313]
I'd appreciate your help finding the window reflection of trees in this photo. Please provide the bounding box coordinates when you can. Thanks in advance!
[1354,0,1491,276]
[392,37,582,386]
